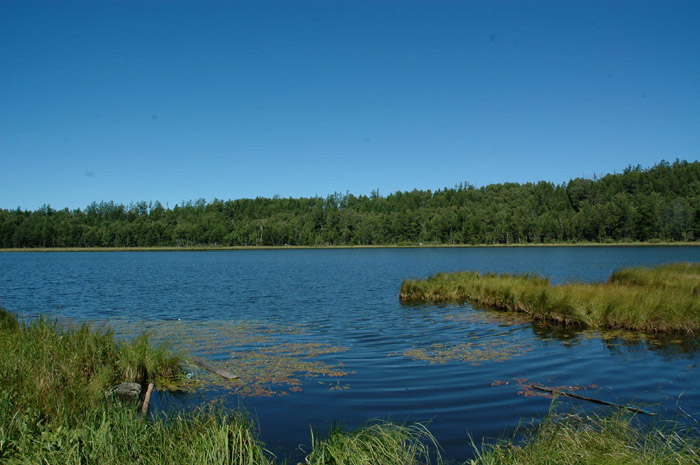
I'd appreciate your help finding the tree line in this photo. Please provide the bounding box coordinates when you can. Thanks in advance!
[2,160,699,248]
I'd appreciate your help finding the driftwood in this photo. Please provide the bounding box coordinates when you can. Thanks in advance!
[530,384,657,416]
[141,383,155,417]
[191,356,239,380]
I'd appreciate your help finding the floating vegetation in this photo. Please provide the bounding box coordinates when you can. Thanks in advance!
[490,377,602,399]
[102,318,355,397]
[514,379,599,399]
[490,377,599,399]
[388,306,535,365]
[395,337,531,366]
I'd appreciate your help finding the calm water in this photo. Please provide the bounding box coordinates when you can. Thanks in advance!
[1,246,700,462]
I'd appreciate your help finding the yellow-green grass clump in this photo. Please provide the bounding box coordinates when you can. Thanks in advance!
[470,412,700,465]
[610,262,700,295]
[399,263,700,333]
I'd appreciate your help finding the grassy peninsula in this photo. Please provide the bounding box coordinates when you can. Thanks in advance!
[399,263,700,333]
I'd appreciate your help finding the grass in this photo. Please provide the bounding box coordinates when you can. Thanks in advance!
[304,421,440,465]
[0,308,274,464]
[0,308,441,464]
[610,262,700,296]
[399,263,700,333]
[0,309,185,428]
[470,410,700,465]
[0,402,273,465]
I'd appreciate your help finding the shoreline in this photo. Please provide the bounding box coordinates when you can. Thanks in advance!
[1,241,698,252]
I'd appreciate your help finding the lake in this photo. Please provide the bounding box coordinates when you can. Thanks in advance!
[1,246,699,462]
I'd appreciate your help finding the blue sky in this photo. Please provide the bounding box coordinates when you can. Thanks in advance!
[2,0,699,211]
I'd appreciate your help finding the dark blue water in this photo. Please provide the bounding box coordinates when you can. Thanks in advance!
[1,246,699,462]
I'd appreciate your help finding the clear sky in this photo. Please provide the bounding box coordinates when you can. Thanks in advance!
[2,0,699,211]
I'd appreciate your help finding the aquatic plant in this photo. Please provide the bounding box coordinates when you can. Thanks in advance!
[399,263,700,333]
[398,338,531,365]
[105,318,354,396]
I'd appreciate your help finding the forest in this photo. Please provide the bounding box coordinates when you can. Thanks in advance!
[1,160,699,248]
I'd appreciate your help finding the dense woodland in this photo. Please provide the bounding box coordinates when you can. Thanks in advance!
[2,160,699,248]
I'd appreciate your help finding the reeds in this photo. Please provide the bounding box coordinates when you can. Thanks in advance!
[399,263,700,333]
[470,411,700,465]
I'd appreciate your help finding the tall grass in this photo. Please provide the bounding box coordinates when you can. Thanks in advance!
[399,263,700,333]
[304,421,441,465]
[470,411,700,465]
[0,309,274,464]
[610,262,700,295]
[0,309,185,427]
[0,402,274,465]
[0,308,441,464]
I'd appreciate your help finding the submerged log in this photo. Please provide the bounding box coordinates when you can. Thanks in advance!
[191,356,239,380]
[530,384,657,416]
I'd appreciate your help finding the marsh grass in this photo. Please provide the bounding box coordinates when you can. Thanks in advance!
[304,421,441,465]
[470,411,700,465]
[0,309,442,464]
[0,309,185,432]
[0,308,274,464]
[399,263,700,333]
[610,262,700,296]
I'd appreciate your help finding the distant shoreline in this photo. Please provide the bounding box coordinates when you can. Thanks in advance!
[1,242,698,252]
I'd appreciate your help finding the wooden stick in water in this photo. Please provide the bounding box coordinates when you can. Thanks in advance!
[191,356,239,380]
[530,384,657,416]
[141,383,155,418]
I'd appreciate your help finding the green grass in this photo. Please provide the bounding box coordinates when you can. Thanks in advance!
[0,402,273,465]
[304,421,440,465]
[399,263,700,333]
[0,308,441,464]
[610,262,700,296]
[0,309,273,464]
[470,411,700,465]
[0,309,185,428]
